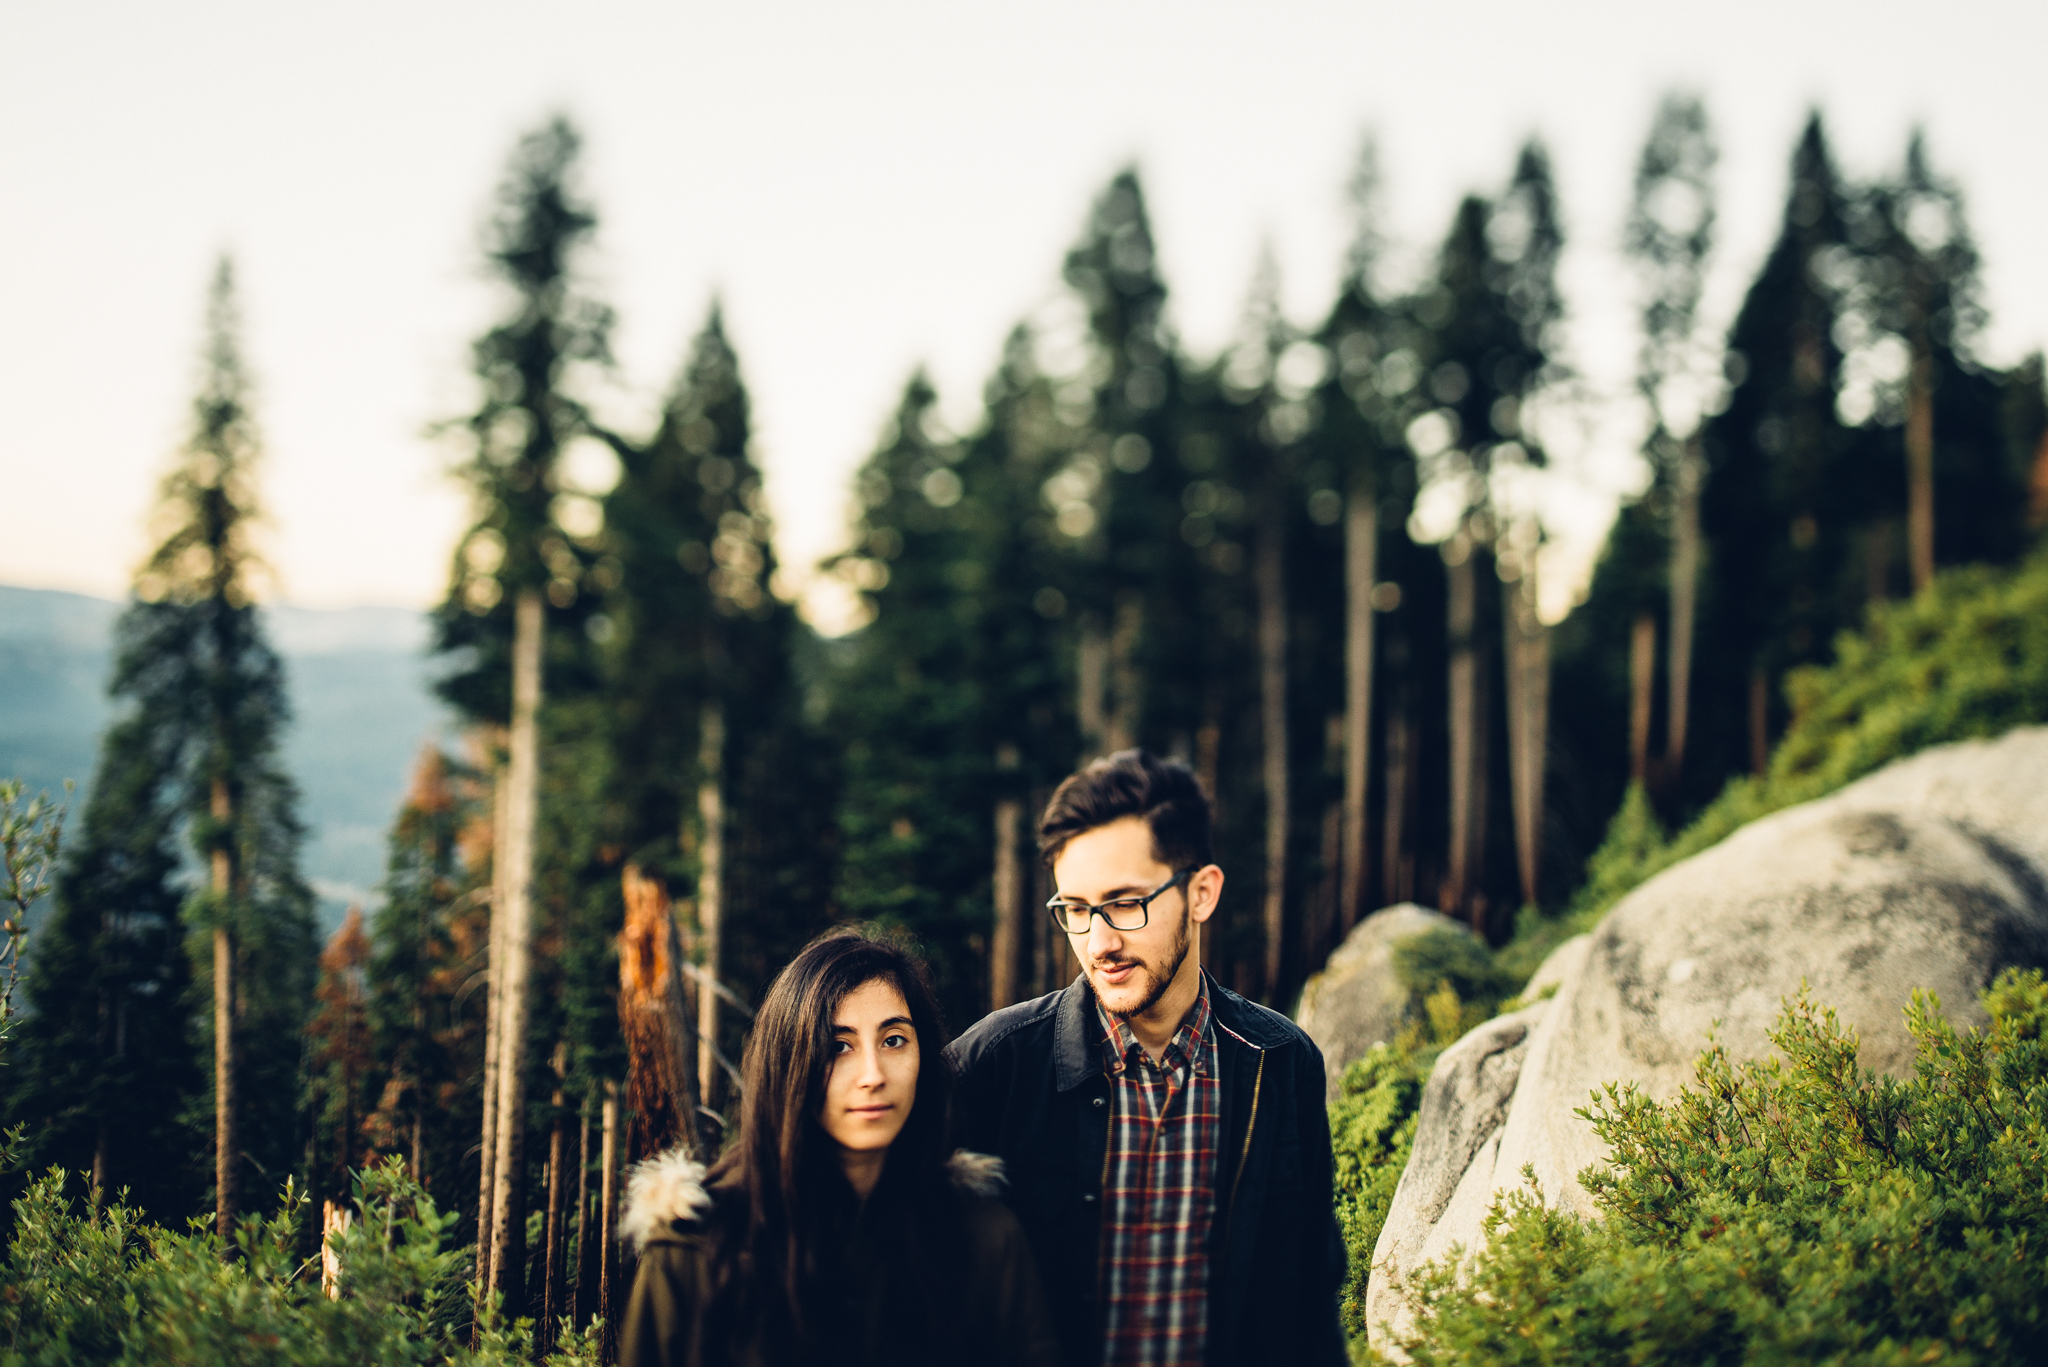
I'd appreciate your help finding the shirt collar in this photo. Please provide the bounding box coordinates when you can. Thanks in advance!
[1095,971,1213,1077]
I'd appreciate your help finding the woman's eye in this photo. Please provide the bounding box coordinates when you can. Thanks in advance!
[831,1039,851,1054]
[882,1032,908,1048]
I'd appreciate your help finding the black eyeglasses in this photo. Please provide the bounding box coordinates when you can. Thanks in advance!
[1046,869,1196,935]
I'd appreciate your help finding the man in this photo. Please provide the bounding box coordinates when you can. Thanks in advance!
[947,750,1347,1367]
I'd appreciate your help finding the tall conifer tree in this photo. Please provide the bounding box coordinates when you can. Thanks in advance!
[13,259,319,1234]
[433,115,612,1312]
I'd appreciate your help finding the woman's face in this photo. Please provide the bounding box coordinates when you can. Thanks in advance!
[819,976,919,1156]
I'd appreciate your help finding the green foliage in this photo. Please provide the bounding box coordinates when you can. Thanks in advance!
[0,1157,599,1365]
[1562,547,2048,930]
[1328,1040,1429,1342]
[0,780,68,1033]
[1384,970,2048,1364]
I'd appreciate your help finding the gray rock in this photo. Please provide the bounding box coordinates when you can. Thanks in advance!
[1295,903,1472,1097]
[1367,728,2048,1357]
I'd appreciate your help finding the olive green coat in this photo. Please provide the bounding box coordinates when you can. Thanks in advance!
[618,1149,1060,1367]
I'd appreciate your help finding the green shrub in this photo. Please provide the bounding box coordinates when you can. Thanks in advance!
[0,1155,600,1366]
[1382,968,2048,1365]
[1565,548,2048,931]
[1329,1039,1431,1343]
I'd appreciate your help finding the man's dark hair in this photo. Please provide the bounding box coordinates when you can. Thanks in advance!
[1038,749,1215,872]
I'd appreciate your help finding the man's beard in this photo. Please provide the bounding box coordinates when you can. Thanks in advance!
[1093,906,1192,1020]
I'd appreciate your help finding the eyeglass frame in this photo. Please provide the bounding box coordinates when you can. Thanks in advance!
[1045,868,1198,936]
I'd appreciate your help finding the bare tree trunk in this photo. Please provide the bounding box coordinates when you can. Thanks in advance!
[1629,612,1656,785]
[1256,498,1289,1000]
[1381,697,1414,908]
[476,752,510,1297]
[991,796,1024,1010]
[541,1047,569,1348]
[1503,576,1550,910]
[1341,480,1377,936]
[1906,323,1936,595]
[694,701,725,1112]
[211,776,238,1246]
[619,864,703,1159]
[488,588,544,1315]
[573,1092,592,1326]
[1444,545,1477,924]
[599,1084,622,1364]
[1077,616,1110,759]
[1665,444,1701,780]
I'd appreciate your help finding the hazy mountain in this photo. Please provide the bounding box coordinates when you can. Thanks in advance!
[0,584,453,930]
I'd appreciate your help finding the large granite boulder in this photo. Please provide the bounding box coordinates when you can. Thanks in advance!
[1367,728,2048,1354]
[1296,903,1473,1097]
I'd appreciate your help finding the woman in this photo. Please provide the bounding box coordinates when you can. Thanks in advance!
[618,927,1059,1367]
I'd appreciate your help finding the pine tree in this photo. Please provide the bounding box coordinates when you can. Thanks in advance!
[10,260,317,1234]
[306,908,374,1197]
[1699,114,1854,779]
[1404,142,1560,939]
[1847,131,2029,586]
[952,327,1082,1008]
[601,303,820,1143]
[829,374,999,1027]
[432,115,613,1313]
[1622,93,1717,805]
[362,746,477,1197]
[8,696,199,1219]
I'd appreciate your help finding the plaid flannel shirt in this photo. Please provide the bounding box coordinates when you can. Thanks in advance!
[1094,976,1220,1367]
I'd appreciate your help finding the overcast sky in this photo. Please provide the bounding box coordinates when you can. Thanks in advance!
[4,0,2043,628]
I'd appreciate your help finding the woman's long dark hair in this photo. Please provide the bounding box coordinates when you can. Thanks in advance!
[704,925,958,1354]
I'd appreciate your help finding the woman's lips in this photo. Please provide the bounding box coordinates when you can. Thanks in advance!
[847,1104,893,1116]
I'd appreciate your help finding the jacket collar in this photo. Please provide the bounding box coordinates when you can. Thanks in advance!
[1053,968,1290,1091]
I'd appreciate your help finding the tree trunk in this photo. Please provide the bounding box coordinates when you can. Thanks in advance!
[619,863,703,1159]
[1255,495,1289,1000]
[1906,321,1936,595]
[1503,577,1549,911]
[210,776,238,1246]
[476,750,511,1296]
[1341,480,1378,937]
[1077,616,1110,760]
[573,1092,592,1326]
[488,588,544,1315]
[1665,443,1701,781]
[541,1048,569,1349]
[1381,695,1414,908]
[694,701,725,1112]
[1443,543,1481,927]
[1629,612,1656,785]
[599,1083,622,1364]
[990,796,1024,1010]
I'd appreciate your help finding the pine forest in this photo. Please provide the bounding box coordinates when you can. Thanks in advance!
[6,97,2047,1359]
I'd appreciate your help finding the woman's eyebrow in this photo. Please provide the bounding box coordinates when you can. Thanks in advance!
[878,1015,913,1030]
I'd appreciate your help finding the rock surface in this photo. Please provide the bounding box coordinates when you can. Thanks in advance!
[1295,903,1472,1097]
[1367,728,2048,1354]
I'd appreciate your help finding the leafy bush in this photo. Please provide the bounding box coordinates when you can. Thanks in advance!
[0,1155,600,1366]
[1565,548,2048,930]
[1381,968,2048,1364]
[1330,1040,1429,1343]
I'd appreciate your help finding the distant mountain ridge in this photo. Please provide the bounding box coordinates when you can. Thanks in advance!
[0,584,452,930]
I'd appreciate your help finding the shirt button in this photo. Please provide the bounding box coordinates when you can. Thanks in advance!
[1092,1096,1106,1108]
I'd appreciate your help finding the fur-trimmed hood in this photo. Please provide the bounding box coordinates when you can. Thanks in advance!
[619,1148,1008,1253]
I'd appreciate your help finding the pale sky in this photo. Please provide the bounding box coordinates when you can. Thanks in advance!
[4,1,2043,630]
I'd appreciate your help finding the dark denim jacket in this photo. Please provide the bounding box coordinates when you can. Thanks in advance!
[946,971,1348,1367]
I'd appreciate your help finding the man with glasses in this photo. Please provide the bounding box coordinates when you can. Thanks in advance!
[947,750,1347,1367]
